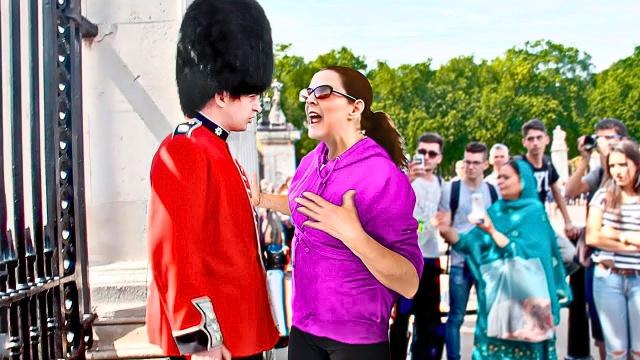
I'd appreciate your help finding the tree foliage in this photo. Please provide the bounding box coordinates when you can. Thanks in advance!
[270,41,638,176]
[586,46,640,139]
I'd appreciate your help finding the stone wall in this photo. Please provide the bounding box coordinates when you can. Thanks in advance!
[81,0,258,268]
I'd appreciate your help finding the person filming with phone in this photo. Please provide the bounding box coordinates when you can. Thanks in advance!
[391,133,445,360]
[566,118,629,199]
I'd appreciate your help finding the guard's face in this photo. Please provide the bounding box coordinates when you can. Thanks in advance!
[303,70,358,141]
[225,94,262,131]
[497,164,522,200]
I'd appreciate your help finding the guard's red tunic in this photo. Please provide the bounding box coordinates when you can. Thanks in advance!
[145,116,278,357]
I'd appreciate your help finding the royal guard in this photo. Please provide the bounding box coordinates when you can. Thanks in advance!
[145,0,279,359]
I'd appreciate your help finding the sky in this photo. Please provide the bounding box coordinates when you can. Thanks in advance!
[259,0,639,72]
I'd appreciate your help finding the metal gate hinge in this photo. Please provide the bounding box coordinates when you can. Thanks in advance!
[61,2,98,39]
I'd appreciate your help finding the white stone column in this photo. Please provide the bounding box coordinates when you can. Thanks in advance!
[551,125,569,183]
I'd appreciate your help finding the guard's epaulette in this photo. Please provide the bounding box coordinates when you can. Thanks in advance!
[172,120,202,138]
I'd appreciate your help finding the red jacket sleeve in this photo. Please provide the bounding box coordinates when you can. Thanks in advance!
[148,137,223,354]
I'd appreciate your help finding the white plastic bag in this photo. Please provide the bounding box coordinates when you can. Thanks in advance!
[481,257,554,342]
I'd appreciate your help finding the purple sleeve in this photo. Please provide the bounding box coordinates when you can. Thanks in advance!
[359,166,424,279]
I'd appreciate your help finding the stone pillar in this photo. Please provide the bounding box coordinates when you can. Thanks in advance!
[257,80,301,188]
[228,122,260,177]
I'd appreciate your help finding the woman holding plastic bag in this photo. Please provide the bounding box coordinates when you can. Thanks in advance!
[434,159,571,359]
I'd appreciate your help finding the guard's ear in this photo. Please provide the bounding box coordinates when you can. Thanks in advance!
[213,91,231,108]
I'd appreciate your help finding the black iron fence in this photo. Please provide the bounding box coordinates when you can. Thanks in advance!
[0,0,94,358]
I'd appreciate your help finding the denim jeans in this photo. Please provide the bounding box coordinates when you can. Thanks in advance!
[445,264,475,360]
[592,265,640,359]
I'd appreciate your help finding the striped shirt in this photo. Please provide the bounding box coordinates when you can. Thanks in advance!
[590,188,640,270]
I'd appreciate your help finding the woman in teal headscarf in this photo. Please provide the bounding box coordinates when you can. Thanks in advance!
[434,159,571,359]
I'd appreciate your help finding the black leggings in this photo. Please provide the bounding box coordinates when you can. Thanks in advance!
[289,327,390,360]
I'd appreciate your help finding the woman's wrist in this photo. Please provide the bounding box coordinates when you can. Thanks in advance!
[619,231,629,244]
[491,230,509,248]
[345,228,367,247]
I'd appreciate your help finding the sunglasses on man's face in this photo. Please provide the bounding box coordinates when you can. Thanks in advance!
[299,85,358,102]
[417,149,440,159]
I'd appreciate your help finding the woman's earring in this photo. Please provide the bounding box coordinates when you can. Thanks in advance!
[360,129,366,136]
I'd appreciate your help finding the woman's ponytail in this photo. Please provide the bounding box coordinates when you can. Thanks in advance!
[361,110,406,168]
[323,66,407,168]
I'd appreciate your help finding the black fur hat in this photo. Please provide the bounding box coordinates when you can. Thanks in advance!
[176,0,274,117]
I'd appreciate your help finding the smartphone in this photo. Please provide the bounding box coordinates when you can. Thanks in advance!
[468,193,486,224]
[412,153,425,167]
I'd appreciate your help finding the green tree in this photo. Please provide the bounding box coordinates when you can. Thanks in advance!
[477,40,593,159]
[586,46,640,139]
[271,40,605,176]
[368,61,434,154]
[418,56,491,173]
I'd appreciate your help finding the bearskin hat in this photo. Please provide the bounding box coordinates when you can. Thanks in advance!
[176,0,274,117]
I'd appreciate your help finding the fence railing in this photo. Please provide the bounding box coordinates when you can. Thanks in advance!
[0,0,95,358]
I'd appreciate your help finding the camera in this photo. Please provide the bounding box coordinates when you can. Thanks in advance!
[583,135,597,151]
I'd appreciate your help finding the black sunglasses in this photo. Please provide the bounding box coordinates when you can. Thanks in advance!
[417,149,440,159]
[299,85,358,102]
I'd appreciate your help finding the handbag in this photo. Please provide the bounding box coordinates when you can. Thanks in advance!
[481,256,554,343]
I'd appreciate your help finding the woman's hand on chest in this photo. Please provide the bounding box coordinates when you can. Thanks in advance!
[294,190,366,247]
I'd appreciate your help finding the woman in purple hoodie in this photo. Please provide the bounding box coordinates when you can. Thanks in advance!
[254,66,423,360]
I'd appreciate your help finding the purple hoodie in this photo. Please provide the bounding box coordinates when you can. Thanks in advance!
[288,137,423,344]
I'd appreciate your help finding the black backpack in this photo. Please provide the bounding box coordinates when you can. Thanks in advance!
[449,180,498,224]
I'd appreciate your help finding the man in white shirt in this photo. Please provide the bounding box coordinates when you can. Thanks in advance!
[391,132,445,360]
